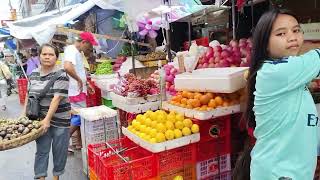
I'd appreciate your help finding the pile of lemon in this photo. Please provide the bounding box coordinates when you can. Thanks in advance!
[127,110,200,143]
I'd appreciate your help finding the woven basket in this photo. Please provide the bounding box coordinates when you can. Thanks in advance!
[0,127,44,151]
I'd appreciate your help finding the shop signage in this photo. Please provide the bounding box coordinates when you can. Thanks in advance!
[301,23,320,40]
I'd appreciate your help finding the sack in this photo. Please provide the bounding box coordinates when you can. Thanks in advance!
[26,95,41,120]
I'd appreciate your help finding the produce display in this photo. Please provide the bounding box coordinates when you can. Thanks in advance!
[0,117,41,141]
[113,73,160,97]
[169,90,244,111]
[197,38,252,69]
[149,70,160,83]
[127,110,200,143]
[113,56,127,72]
[95,60,113,75]
[164,64,179,96]
[137,51,167,61]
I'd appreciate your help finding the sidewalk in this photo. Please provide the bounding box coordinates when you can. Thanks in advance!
[0,94,87,180]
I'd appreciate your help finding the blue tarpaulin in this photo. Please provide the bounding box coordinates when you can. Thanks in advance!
[0,28,10,35]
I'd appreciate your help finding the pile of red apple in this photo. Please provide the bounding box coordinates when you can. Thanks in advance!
[197,38,252,69]
[113,56,127,72]
[164,64,178,96]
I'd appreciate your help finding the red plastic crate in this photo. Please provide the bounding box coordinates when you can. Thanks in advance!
[196,154,231,179]
[87,137,136,173]
[196,136,231,161]
[99,146,156,180]
[183,37,209,50]
[156,164,196,180]
[192,115,231,142]
[17,78,28,104]
[200,171,231,180]
[155,143,197,174]
[86,80,102,107]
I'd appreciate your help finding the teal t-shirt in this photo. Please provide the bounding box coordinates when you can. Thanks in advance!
[251,49,320,180]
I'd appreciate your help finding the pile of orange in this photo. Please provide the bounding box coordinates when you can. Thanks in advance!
[169,90,244,111]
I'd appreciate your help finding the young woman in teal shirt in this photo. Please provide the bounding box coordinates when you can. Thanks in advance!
[240,9,320,180]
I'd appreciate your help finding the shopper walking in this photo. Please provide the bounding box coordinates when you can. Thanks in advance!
[24,44,71,180]
[26,48,40,76]
[63,31,97,151]
[234,9,320,180]
[0,56,12,111]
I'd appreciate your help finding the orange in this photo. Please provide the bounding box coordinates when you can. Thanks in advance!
[191,99,201,108]
[214,96,223,106]
[181,98,188,105]
[182,91,189,98]
[199,106,207,111]
[187,92,195,99]
[194,107,201,111]
[205,92,214,100]
[200,95,210,105]
[208,99,216,108]
[180,104,186,108]
[175,95,183,102]
[222,101,229,107]
[187,99,194,106]
[186,104,193,109]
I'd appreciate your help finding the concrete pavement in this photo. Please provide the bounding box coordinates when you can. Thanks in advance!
[0,94,87,180]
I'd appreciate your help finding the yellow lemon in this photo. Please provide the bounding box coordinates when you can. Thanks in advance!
[167,114,176,123]
[175,114,184,122]
[132,119,138,127]
[136,114,143,121]
[149,128,158,138]
[150,112,157,121]
[191,124,200,133]
[174,129,183,139]
[127,125,134,132]
[145,135,151,141]
[175,121,184,130]
[135,121,142,131]
[169,111,176,116]
[165,129,175,140]
[145,110,153,117]
[156,114,166,123]
[151,121,158,128]
[149,138,157,143]
[173,175,183,180]
[183,119,193,128]
[145,118,152,127]
[139,132,147,139]
[182,127,191,136]
[155,132,166,143]
[165,121,175,130]
[140,124,147,133]
[145,127,152,135]
[156,123,167,133]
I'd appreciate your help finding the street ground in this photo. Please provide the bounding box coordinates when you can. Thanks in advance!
[0,94,87,180]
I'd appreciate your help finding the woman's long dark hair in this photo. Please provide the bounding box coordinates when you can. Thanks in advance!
[233,9,297,180]
[244,9,297,128]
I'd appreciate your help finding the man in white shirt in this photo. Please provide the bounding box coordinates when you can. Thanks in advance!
[63,32,98,151]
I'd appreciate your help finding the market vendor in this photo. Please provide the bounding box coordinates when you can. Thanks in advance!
[234,9,320,180]
[63,31,97,151]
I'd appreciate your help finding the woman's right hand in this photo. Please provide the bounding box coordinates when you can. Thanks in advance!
[40,118,51,133]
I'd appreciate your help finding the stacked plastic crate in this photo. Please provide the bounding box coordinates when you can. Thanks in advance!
[78,106,119,175]
[17,78,28,104]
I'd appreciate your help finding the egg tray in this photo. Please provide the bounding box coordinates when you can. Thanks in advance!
[162,101,240,121]
[122,127,200,153]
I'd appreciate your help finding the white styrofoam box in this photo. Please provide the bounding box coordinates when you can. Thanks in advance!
[174,67,249,93]
[110,92,162,105]
[81,116,118,134]
[196,154,231,180]
[112,100,161,113]
[101,90,112,100]
[91,73,118,80]
[81,148,88,175]
[79,105,118,121]
[84,129,119,146]
[162,101,240,120]
[122,127,200,153]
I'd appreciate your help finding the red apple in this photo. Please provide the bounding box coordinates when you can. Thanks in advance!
[229,40,239,47]
[214,56,221,63]
[208,63,215,68]
[213,45,222,52]
[209,57,215,64]
[214,51,221,58]
[203,63,209,68]
[221,50,231,58]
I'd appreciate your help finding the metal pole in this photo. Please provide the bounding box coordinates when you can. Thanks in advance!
[164,0,172,62]
[130,33,136,75]
[188,18,192,49]
[231,0,236,40]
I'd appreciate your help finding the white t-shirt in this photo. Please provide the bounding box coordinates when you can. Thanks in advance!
[63,45,87,96]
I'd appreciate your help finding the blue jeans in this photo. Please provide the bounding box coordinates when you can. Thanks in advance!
[34,126,70,179]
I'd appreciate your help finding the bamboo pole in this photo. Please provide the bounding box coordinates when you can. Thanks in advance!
[56,27,151,47]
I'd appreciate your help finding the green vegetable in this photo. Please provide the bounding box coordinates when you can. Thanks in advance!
[95,61,113,75]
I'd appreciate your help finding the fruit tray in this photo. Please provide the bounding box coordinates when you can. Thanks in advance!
[110,92,162,105]
[162,101,240,120]
[112,100,161,114]
[122,127,200,153]
[174,67,248,93]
